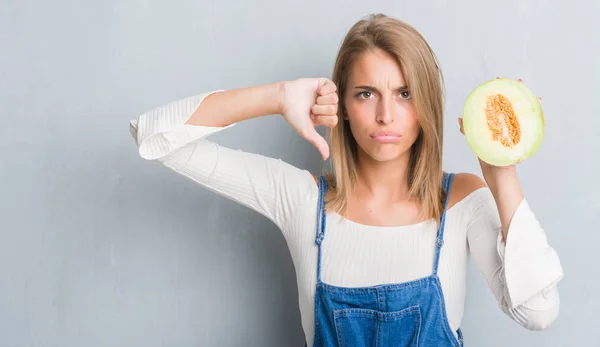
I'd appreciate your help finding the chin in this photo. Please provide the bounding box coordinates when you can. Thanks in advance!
[364,147,409,163]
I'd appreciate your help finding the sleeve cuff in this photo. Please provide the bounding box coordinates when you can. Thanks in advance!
[130,90,235,160]
[497,198,564,309]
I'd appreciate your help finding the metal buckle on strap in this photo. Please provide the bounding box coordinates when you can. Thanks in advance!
[436,238,444,247]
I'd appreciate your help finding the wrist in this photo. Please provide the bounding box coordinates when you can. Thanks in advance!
[254,82,285,116]
[481,163,516,181]
[482,165,519,193]
[273,80,290,116]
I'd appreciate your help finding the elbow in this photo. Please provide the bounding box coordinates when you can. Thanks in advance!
[520,305,559,331]
[509,289,561,331]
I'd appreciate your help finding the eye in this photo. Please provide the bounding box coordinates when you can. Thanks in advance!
[357,91,373,99]
[399,90,411,99]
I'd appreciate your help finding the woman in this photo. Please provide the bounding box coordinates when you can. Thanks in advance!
[130,14,563,347]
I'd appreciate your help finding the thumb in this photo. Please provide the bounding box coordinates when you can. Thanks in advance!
[302,126,330,160]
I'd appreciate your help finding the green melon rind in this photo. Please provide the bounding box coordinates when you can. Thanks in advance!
[462,78,545,167]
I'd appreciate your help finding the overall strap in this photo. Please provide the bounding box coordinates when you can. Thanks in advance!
[432,172,454,276]
[315,175,328,283]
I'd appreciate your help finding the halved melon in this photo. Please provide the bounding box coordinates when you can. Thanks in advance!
[462,78,545,166]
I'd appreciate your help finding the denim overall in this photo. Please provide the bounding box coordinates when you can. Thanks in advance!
[309,173,464,347]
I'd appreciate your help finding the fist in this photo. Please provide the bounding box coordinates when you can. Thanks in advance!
[280,78,339,160]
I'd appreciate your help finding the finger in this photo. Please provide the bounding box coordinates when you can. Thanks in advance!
[458,118,464,135]
[311,104,338,116]
[302,127,330,160]
[312,115,338,128]
[317,78,337,96]
[518,78,523,83]
[538,96,542,105]
[316,92,338,105]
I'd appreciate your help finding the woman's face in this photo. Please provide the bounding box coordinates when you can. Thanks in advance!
[343,48,421,164]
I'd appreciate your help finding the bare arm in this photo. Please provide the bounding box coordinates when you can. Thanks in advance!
[186,78,339,160]
[457,117,526,242]
[481,166,523,242]
[186,82,284,128]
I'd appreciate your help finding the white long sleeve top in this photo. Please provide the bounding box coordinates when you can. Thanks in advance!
[129,91,564,345]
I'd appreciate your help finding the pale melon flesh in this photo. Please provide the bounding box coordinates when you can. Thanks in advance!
[462,78,545,166]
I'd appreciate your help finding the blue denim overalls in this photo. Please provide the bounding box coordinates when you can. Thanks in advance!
[309,172,464,347]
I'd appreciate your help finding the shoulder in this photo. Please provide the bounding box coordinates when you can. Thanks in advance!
[446,172,488,209]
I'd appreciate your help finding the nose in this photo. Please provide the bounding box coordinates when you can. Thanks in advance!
[376,95,394,125]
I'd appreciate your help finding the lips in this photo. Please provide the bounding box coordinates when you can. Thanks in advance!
[370,131,401,142]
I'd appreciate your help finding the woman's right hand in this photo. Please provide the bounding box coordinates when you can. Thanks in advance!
[279,78,339,160]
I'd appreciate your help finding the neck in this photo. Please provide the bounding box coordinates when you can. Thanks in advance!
[354,150,412,203]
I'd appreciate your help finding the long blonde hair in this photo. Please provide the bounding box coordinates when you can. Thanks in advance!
[325,13,447,223]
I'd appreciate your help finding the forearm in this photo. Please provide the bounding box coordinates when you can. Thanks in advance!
[481,165,524,242]
[185,82,284,127]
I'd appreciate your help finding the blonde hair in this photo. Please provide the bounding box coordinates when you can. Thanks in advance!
[325,13,446,223]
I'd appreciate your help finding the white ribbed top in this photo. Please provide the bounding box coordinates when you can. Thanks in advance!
[129,91,564,345]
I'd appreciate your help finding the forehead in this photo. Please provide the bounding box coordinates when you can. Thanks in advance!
[348,48,406,86]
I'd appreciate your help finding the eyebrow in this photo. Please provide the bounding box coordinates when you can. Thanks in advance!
[353,85,409,93]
